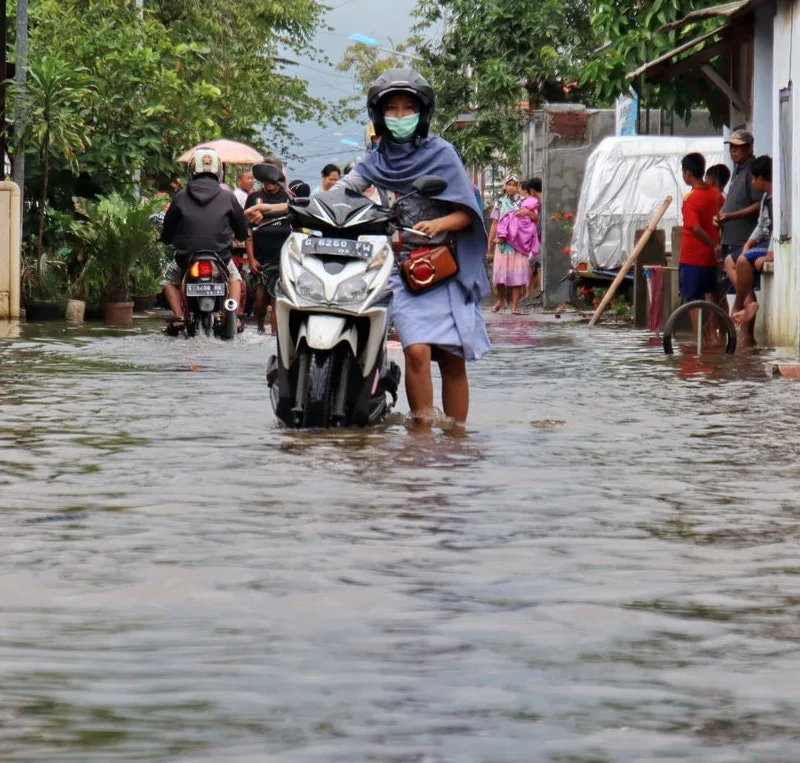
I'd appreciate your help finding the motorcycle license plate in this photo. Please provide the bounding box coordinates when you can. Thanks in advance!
[186,282,226,297]
[302,238,373,259]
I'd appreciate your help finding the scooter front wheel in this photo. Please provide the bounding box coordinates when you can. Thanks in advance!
[199,311,213,336]
[302,351,335,428]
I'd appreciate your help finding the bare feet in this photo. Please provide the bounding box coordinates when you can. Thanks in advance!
[732,302,759,325]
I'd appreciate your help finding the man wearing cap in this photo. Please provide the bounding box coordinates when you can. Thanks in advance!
[716,130,762,263]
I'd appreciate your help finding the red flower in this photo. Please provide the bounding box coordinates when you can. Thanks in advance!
[562,245,571,254]
[552,212,562,220]
[565,212,575,220]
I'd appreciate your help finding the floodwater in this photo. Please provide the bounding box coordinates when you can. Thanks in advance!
[2,314,800,762]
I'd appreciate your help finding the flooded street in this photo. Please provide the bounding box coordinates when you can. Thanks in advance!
[3,315,800,762]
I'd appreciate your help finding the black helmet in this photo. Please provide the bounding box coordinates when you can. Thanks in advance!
[367,68,435,142]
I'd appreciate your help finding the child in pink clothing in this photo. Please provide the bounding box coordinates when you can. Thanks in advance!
[519,178,543,297]
[496,180,540,258]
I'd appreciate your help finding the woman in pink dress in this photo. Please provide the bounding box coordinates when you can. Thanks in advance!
[488,176,530,314]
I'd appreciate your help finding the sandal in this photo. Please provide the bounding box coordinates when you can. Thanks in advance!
[164,318,185,336]
[491,303,505,313]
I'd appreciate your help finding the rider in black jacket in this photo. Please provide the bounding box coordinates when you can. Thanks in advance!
[161,148,250,329]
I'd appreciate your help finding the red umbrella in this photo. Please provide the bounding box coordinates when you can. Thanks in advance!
[178,139,264,165]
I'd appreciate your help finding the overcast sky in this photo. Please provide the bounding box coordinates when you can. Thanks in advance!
[283,0,419,182]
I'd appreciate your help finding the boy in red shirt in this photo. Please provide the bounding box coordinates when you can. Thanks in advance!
[679,152,723,303]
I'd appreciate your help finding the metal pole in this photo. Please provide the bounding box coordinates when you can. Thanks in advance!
[133,0,143,197]
[697,308,703,355]
[0,0,7,176]
[13,0,27,208]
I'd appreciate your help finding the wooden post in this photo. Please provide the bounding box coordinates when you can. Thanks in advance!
[633,228,666,329]
[667,226,682,323]
[588,196,672,327]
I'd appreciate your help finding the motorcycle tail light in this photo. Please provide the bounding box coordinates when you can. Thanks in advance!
[200,261,215,278]
[576,262,589,273]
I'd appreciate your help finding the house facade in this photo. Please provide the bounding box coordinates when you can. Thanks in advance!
[632,0,800,349]
[762,0,799,348]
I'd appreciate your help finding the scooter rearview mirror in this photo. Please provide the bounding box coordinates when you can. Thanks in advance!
[253,163,284,185]
[412,175,448,197]
[394,175,449,207]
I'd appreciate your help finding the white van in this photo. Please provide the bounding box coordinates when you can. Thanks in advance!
[570,136,724,270]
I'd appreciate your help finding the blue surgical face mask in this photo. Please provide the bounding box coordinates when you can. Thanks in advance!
[385,113,420,140]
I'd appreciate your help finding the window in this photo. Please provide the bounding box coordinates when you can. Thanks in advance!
[779,84,793,240]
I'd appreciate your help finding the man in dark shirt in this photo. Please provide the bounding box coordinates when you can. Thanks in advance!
[716,130,762,253]
[161,148,249,330]
[245,162,291,333]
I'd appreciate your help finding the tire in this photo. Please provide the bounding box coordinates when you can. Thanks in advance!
[199,311,213,336]
[185,315,197,338]
[569,279,594,310]
[662,300,736,355]
[303,351,335,428]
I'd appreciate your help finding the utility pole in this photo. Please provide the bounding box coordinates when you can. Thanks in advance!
[134,0,143,196]
[13,0,28,205]
[0,0,7,176]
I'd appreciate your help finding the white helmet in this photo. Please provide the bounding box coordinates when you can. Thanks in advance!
[187,147,222,181]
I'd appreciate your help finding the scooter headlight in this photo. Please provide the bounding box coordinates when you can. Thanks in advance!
[335,275,369,304]
[294,270,325,302]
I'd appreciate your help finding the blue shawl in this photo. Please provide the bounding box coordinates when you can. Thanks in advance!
[355,137,490,303]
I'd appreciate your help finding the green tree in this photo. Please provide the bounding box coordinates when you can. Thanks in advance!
[580,0,729,122]
[413,0,595,167]
[11,0,331,253]
[23,0,328,185]
[15,55,93,257]
[336,41,419,92]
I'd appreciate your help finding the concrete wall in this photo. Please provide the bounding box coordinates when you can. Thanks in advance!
[0,182,21,319]
[762,0,800,350]
[537,106,615,307]
[521,105,722,307]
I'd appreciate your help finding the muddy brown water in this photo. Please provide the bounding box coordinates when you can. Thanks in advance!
[2,315,800,762]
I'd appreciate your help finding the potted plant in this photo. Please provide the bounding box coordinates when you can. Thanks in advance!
[20,248,67,320]
[72,193,163,325]
[131,261,165,312]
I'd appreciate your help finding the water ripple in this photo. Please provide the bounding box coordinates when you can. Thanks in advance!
[1,317,799,761]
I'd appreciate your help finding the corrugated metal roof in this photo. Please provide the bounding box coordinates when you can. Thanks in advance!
[627,27,725,80]
[599,0,766,57]
[627,0,768,81]
[660,0,765,30]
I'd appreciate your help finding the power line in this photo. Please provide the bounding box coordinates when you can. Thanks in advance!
[295,61,355,81]
[293,145,364,161]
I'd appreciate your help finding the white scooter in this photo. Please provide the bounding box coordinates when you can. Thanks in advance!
[264,169,447,428]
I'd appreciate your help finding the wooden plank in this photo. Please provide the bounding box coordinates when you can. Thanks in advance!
[589,197,672,327]
[634,229,666,329]
[701,64,750,114]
